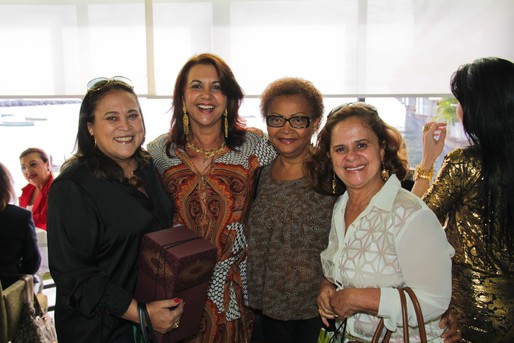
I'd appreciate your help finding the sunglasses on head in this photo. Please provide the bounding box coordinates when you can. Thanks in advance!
[86,76,133,92]
[328,102,378,117]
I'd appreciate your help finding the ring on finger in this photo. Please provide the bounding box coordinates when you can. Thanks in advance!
[422,124,430,133]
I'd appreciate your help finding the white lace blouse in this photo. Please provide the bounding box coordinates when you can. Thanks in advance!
[321,175,455,342]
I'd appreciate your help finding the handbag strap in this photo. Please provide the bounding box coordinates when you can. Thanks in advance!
[137,302,157,343]
[138,302,149,342]
[142,303,157,342]
[398,288,409,342]
[371,317,390,343]
[403,287,427,343]
[371,287,428,343]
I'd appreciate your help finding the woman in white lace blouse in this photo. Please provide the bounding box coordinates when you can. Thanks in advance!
[306,103,454,342]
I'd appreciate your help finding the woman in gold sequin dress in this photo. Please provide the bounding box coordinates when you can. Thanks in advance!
[413,57,514,342]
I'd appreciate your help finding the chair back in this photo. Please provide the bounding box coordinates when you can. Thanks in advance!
[2,275,34,342]
[0,281,8,343]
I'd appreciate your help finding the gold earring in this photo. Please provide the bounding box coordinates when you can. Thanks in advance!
[224,109,228,138]
[182,104,189,136]
[381,164,390,181]
[332,172,336,194]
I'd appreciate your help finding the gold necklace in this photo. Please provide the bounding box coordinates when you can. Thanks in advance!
[186,141,226,159]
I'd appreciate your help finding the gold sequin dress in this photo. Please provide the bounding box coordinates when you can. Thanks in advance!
[423,147,514,342]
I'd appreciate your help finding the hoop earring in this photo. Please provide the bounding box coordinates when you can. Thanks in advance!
[381,163,390,181]
[332,172,337,194]
[224,109,228,138]
[182,104,189,136]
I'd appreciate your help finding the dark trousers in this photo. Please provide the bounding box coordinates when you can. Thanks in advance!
[260,314,323,343]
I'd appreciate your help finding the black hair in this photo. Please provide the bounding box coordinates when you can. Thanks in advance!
[450,57,514,247]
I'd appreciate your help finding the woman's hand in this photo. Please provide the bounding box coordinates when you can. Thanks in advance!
[412,121,447,197]
[146,298,185,334]
[329,288,380,320]
[439,308,462,343]
[420,122,447,168]
[317,279,337,327]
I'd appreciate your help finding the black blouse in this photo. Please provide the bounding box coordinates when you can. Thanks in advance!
[0,205,41,288]
[48,160,173,342]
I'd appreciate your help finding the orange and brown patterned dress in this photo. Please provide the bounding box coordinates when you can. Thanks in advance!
[148,132,276,343]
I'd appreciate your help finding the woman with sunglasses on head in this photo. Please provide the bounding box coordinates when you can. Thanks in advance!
[18,147,54,231]
[246,77,337,343]
[148,53,276,342]
[412,57,514,342]
[307,103,454,342]
[47,77,183,342]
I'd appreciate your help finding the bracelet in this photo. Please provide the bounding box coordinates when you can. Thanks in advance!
[414,165,434,181]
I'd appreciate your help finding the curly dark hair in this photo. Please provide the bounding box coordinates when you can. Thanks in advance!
[260,77,324,123]
[306,102,408,195]
[168,53,246,151]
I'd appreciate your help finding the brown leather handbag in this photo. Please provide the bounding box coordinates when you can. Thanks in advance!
[369,287,428,343]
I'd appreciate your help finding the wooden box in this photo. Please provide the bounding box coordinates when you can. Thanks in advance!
[135,226,217,342]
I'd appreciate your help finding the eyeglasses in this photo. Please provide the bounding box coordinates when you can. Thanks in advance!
[328,102,378,117]
[266,114,311,128]
[86,76,133,92]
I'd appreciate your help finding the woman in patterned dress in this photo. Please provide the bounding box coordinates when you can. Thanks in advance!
[148,53,276,343]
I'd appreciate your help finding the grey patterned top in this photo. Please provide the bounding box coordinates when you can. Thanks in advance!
[246,164,337,320]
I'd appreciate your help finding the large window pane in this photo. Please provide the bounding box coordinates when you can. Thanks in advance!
[1,0,513,96]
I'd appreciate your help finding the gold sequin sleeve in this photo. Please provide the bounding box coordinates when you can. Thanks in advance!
[422,148,484,267]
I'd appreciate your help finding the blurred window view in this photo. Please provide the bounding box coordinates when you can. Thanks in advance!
[0,96,467,194]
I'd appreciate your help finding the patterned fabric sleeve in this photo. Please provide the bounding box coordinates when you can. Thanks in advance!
[245,131,277,167]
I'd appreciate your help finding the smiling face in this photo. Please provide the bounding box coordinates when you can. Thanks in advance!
[87,89,145,170]
[20,153,51,188]
[330,116,385,194]
[267,94,319,160]
[183,63,228,134]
